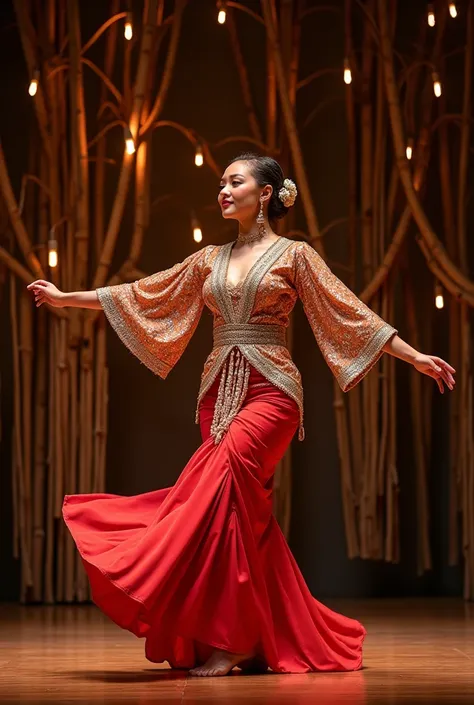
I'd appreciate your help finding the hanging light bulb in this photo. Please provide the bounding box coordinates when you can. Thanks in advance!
[191,213,203,243]
[432,71,442,97]
[217,1,226,24]
[195,144,204,167]
[435,281,444,309]
[449,3,457,18]
[28,69,39,96]
[124,12,133,40]
[48,238,58,268]
[343,57,352,85]
[427,4,435,26]
[406,136,414,160]
[124,126,135,154]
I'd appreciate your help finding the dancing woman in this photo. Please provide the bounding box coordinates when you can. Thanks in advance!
[27,153,455,677]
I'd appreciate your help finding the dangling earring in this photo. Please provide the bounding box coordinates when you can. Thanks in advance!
[257,199,266,237]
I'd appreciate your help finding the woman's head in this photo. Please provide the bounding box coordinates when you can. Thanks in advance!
[218,152,296,225]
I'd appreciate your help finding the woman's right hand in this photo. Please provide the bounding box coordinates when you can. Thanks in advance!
[26,280,65,308]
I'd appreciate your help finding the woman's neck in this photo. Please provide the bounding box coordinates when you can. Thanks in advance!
[237,219,275,245]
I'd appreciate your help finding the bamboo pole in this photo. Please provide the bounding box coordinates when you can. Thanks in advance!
[139,0,187,137]
[9,274,33,600]
[94,0,120,263]
[12,0,53,162]
[261,0,323,250]
[226,8,263,143]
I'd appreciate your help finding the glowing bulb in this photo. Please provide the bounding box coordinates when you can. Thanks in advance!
[218,9,226,24]
[435,282,444,309]
[124,13,133,40]
[343,58,352,85]
[449,3,457,18]
[406,137,414,160]
[195,145,204,167]
[191,213,203,243]
[48,239,58,268]
[427,4,435,26]
[28,69,39,96]
[124,126,135,154]
[432,72,442,97]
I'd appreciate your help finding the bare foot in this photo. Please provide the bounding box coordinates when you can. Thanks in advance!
[189,648,255,677]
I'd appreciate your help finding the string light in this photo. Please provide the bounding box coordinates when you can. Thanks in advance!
[195,144,204,167]
[191,213,203,243]
[449,3,457,18]
[427,4,435,26]
[343,58,352,85]
[124,126,135,154]
[432,71,442,97]
[28,69,39,97]
[406,136,414,160]
[48,238,58,268]
[124,12,133,40]
[217,1,226,24]
[435,281,444,309]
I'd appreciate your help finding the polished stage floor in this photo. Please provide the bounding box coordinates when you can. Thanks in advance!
[0,598,473,704]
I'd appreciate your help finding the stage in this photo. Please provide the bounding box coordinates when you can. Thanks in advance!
[0,598,472,704]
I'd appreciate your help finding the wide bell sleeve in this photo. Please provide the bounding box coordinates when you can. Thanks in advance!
[294,242,398,392]
[96,247,208,379]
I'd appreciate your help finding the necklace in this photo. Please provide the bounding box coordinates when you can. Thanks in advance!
[237,228,265,244]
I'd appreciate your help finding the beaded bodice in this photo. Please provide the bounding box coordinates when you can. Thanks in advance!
[97,237,398,444]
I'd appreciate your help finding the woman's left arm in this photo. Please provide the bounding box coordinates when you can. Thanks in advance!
[382,334,456,393]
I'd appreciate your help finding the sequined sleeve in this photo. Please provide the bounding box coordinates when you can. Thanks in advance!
[96,247,209,379]
[294,242,398,392]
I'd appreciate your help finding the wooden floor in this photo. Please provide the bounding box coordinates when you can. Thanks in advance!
[0,598,473,704]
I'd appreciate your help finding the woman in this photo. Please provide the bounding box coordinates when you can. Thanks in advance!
[27,153,455,677]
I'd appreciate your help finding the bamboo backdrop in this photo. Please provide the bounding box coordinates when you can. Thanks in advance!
[0,0,473,602]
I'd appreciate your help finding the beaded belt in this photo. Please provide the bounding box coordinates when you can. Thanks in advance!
[213,323,287,349]
[207,323,287,444]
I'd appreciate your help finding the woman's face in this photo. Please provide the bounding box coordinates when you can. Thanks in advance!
[218,161,270,221]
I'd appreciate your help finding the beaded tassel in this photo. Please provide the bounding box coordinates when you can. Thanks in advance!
[210,348,251,444]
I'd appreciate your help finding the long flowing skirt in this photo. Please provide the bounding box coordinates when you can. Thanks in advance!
[62,365,366,673]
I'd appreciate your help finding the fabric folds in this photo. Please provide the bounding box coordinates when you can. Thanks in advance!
[62,367,366,673]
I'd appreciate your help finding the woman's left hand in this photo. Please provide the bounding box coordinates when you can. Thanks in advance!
[412,354,456,393]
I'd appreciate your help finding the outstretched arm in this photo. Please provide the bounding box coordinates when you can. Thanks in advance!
[382,334,456,394]
[26,281,102,310]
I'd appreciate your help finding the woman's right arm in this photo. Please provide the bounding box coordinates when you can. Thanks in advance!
[26,280,103,310]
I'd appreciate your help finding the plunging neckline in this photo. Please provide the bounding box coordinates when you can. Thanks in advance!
[224,238,281,292]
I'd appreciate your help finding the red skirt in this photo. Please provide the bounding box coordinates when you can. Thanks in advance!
[62,365,366,673]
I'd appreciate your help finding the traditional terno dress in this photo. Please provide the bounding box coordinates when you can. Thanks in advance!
[62,237,398,674]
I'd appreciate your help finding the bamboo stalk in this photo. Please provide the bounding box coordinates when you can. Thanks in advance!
[10,274,33,600]
[94,0,120,264]
[360,0,375,285]
[226,8,263,142]
[403,263,431,574]
[12,0,53,162]
[261,0,323,251]
[67,0,90,294]
[44,319,55,604]
[139,0,186,138]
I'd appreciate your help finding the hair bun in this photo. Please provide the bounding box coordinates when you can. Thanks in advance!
[278,178,297,207]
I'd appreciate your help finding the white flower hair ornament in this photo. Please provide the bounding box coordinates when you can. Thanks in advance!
[278,178,298,207]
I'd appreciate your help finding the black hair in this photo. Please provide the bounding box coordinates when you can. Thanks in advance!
[226,152,294,222]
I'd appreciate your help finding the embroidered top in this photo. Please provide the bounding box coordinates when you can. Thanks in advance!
[97,237,398,442]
